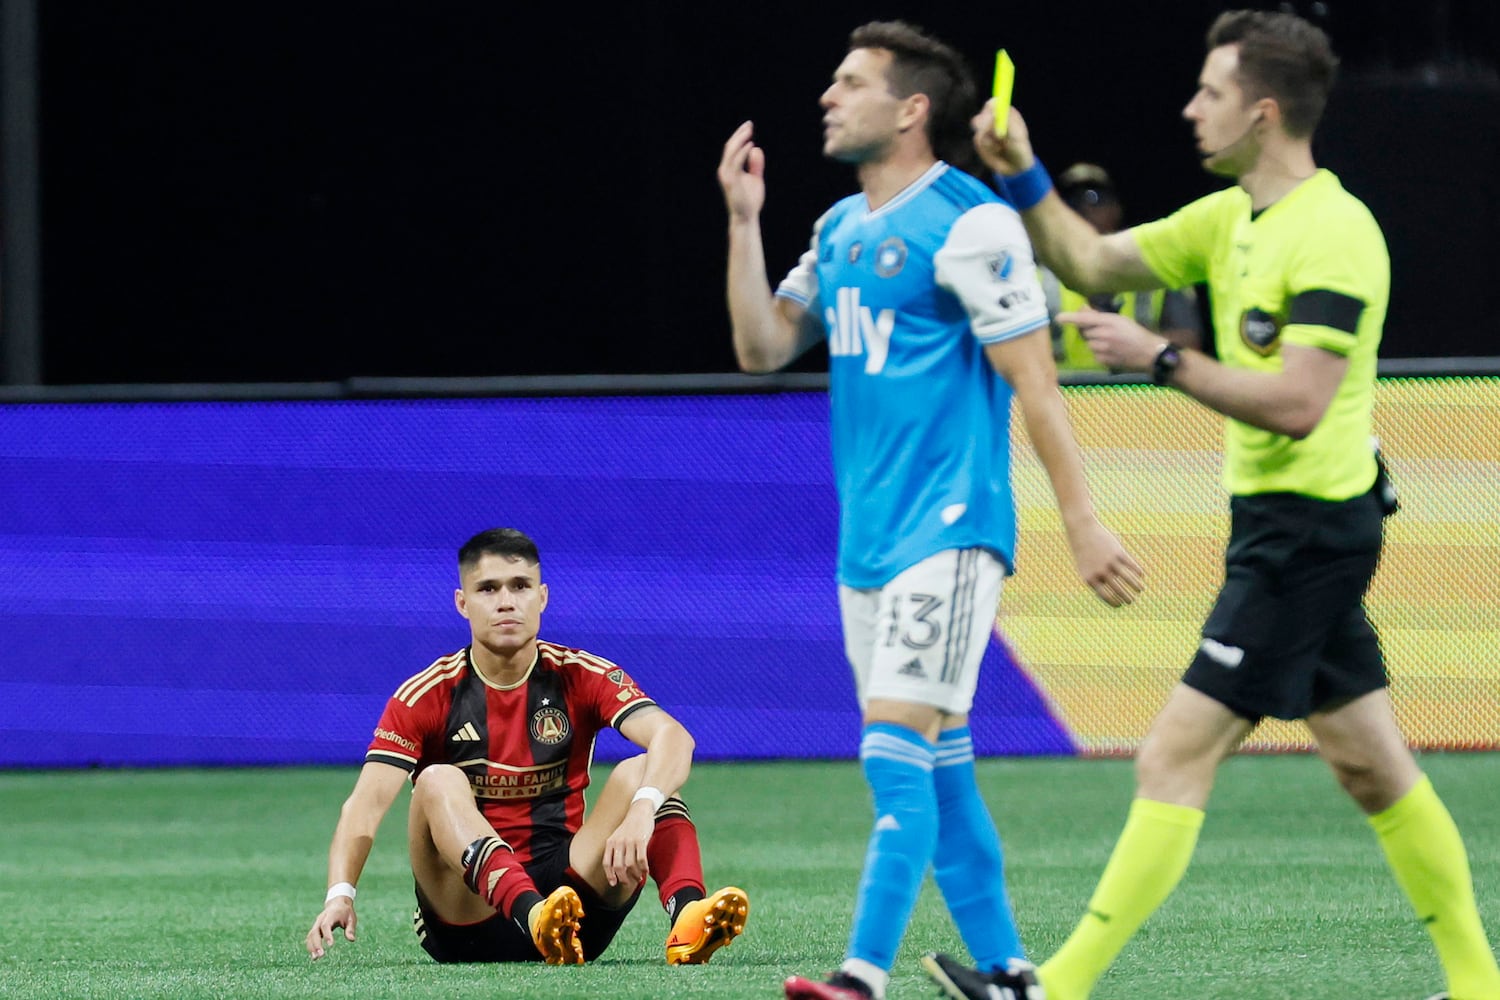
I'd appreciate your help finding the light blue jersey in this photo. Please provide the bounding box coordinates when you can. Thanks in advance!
[776,162,1049,588]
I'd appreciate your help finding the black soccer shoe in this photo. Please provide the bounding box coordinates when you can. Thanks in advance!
[921,952,1043,1000]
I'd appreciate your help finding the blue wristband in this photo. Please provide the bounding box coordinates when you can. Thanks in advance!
[998,158,1053,211]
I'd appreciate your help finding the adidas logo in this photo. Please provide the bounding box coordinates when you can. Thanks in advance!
[451,722,481,742]
[897,658,926,679]
[875,814,902,832]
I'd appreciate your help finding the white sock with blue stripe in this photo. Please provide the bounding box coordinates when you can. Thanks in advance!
[843,722,938,993]
[933,726,1025,972]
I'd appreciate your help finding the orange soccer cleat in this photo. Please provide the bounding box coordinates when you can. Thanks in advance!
[530,885,585,965]
[665,886,750,965]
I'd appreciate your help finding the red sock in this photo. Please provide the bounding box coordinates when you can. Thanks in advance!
[648,799,705,912]
[461,835,539,919]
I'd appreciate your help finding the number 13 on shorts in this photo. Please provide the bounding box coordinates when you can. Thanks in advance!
[840,549,1005,715]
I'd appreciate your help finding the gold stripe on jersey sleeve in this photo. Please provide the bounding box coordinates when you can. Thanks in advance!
[544,642,622,676]
[393,649,467,704]
[396,651,469,707]
[392,649,465,704]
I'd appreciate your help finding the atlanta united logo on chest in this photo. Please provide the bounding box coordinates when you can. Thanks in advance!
[531,705,570,745]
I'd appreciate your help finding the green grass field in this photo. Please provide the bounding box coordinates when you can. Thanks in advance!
[3,753,1497,999]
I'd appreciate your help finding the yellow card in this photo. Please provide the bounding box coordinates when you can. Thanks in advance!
[992,49,1015,136]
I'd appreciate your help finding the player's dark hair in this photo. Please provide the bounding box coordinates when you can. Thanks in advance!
[848,20,982,175]
[1208,9,1338,138]
[458,527,540,572]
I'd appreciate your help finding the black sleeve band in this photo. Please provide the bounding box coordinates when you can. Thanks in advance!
[1287,288,1365,334]
[612,699,659,729]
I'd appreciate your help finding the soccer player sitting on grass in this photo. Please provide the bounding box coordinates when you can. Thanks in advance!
[303,527,748,966]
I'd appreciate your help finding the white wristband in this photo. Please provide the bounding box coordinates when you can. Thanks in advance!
[631,786,666,811]
[325,882,357,904]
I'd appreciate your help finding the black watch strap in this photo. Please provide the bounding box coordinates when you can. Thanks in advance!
[1152,344,1182,385]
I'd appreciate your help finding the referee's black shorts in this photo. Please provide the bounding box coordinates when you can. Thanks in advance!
[413,837,641,963]
[1183,485,1388,722]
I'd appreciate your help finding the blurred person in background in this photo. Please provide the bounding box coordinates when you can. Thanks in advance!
[1040,162,1204,373]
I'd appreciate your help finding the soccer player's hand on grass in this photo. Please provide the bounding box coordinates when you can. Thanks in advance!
[1066,518,1145,607]
[602,807,655,889]
[305,898,356,960]
[971,100,1035,176]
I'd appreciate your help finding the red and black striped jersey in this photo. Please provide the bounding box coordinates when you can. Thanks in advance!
[366,639,656,864]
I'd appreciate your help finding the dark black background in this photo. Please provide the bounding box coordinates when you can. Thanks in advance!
[36,1,1500,383]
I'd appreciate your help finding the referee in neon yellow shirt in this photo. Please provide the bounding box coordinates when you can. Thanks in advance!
[922,9,1500,1000]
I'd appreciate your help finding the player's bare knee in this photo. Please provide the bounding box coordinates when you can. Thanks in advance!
[1134,739,1216,806]
[605,754,648,791]
[1133,733,1182,786]
[411,763,468,804]
[1133,744,1173,793]
[1331,765,1379,811]
[1325,754,1397,813]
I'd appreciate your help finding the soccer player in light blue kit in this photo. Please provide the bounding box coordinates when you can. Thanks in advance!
[717,20,1145,1000]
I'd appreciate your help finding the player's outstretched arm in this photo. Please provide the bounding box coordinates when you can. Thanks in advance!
[304,762,407,959]
[718,121,819,373]
[984,328,1145,606]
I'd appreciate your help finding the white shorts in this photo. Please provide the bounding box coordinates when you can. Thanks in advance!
[839,548,1005,715]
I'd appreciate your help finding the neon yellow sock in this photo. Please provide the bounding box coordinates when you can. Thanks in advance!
[1370,774,1500,1000]
[1037,798,1203,1000]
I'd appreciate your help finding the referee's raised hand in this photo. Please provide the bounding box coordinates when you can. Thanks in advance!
[971,100,1035,176]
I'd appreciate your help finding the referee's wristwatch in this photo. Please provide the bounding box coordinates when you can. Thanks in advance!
[1151,343,1182,385]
